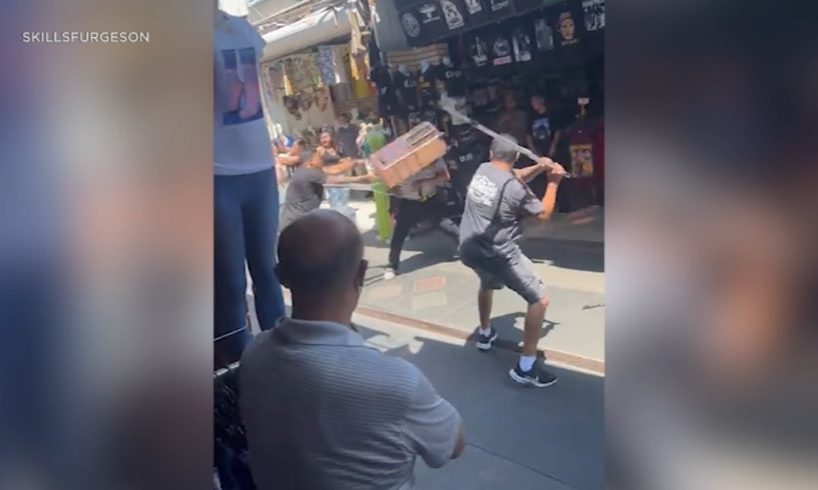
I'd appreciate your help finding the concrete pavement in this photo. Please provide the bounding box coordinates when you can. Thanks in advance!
[346,200,605,373]
[353,312,604,489]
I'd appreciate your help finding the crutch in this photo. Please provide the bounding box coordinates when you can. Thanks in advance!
[439,97,572,178]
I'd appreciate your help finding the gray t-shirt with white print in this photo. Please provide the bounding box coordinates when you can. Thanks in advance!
[459,162,543,258]
[214,12,274,176]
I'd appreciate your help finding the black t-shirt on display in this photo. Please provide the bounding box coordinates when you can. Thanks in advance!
[488,0,511,16]
[418,64,442,106]
[529,110,554,156]
[440,0,467,32]
[467,34,490,68]
[370,65,397,115]
[393,70,420,113]
[490,31,513,66]
[440,65,466,97]
[512,26,533,62]
[553,7,584,66]
[416,2,447,41]
[533,16,556,52]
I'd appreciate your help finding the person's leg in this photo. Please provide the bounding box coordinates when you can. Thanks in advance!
[387,199,421,272]
[214,175,251,366]
[502,252,557,386]
[472,263,502,350]
[522,296,549,357]
[241,169,286,330]
[373,181,393,242]
[478,288,493,331]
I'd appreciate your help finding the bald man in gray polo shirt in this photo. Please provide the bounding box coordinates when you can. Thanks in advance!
[240,210,465,489]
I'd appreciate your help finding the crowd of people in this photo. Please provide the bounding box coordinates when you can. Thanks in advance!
[215,8,568,490]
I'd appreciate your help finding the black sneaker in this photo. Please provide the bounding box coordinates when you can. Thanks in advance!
[476,327,498,351]
[509,360,558,388]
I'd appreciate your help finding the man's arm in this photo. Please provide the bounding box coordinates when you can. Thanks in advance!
[276,153,301,166]
[533,163,567,222]
[325,173,374,185]
[322,157,356,175]
[403,367,465,468]
[513,157,551,183]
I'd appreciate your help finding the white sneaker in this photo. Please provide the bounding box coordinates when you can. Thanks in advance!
[383,268,396,280]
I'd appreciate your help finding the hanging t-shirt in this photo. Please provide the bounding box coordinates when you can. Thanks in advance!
[393,70,420,113]
[370,65,397,116]
[400,10,422,41]
[512,26,533,62]
[440,0,466,31]
[582,0,606,32]
[440,65,467,96]
[416,2,447,41]
[467,34,490,67]
[553,7,584,66]
[463,0,485,16]
[490,32,513,66]
[418,64,442,106]
[565,120,596,178]
[533,17,555,52]
[317,45,347,85]
[528,110,553,156]
[214,12,273,176]
[488,0,511,15]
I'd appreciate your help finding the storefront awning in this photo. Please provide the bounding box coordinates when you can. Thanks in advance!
[261,6,353,61]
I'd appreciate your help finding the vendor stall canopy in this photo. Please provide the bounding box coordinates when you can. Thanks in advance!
[252,0,369,62]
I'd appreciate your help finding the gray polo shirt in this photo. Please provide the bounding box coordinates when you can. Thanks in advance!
[240,318,462,490]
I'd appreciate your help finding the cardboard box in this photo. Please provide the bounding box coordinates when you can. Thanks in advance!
[369,122,446,188]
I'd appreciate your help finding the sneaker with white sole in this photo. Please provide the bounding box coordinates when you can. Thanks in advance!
[383,267,396,280]
[476,327,498,351]
[509,360,558,388]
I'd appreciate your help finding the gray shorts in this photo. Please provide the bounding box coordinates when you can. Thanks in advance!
[462,249,548,305]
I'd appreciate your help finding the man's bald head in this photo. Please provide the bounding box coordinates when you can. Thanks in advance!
[277,210,365,296]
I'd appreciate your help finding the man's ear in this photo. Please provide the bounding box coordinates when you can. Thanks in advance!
[355,260,367,289]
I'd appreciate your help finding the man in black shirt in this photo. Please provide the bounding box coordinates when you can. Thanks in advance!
[279,148,373,231]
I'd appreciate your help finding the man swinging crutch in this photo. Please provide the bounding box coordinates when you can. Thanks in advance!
[458,135,567,387]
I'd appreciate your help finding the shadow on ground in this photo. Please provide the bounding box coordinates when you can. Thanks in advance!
[362,227,604,275]
[353,322,604,490]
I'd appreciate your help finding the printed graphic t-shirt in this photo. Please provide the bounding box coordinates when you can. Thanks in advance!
[214,12,275,176]
[529,110,554,156]
[459,162,543,258]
